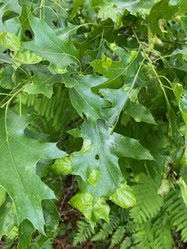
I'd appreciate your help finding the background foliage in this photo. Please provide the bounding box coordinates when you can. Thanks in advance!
[0,0,187,248]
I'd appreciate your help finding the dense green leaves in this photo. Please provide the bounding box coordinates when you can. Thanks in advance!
[0,0,187,247]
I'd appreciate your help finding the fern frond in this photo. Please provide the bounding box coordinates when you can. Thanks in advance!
[164,189,187,242]
[109,226,126,248]
[130,173,163,224]
[21,85,77,133]
[91,214,121,241]
[134,216,173,249]
[152,216,173,249]
[73,220,94,246]
[134,222,153,249]
[120,237,132,249]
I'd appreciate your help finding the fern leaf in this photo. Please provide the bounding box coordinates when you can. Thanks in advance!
[164,190,187,242]
[130,173,163,224]
[73,220,94,245]
[120,237,132,249]
[91,214,121,241]
[152,216,173,249]
[110,226,126,248]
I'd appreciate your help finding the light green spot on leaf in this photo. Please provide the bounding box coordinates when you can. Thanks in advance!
[87,169,100,186]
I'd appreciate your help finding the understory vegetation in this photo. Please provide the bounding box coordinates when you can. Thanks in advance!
[0,0,187,248]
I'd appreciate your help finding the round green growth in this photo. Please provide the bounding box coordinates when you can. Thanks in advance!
[92,198,110,222]
[51,156,73,175]
[110,183,136,208]
[69,193,93,220]
[0,32,21,51]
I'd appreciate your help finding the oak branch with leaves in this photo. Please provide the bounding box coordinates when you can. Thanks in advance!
[0,0,187,248]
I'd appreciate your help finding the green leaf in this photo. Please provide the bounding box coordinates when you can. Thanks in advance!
[70,0,85,19]
[0,110,65,232]
[0,199,16,239]
[23,15,79,72]
[0,65,14,89]
[172,83,187,133]
[98,0,160,18]
[178,0,187,14]
[181,16,187,33]
[0,0,21,23]
[24,66,61,98]
[35,200,60,248]
[171,48,187,56]
[125,100,156,124]
[0,187,6,206]
[98,3,122,28]
[147,0,178,34]
[67,120,153,213]
[62,74,110,123]
[91,48,138,82]
[101,87,156,125]
[18,220,33,249]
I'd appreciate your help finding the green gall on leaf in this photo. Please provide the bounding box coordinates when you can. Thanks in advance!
[69,193,93,220]
[50,66,68,74]
[109,43,117,51]
[129,50,139,63]
[110,183,136,208]
[0,187,6,206]
[0,32,21,52]
[101,54,112,69]
[13,50,42,64]
[175,15,181,22]
[178,177,187,207]
[51,157,73,175]
[92,198,110,222]
[87,169,100,186]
